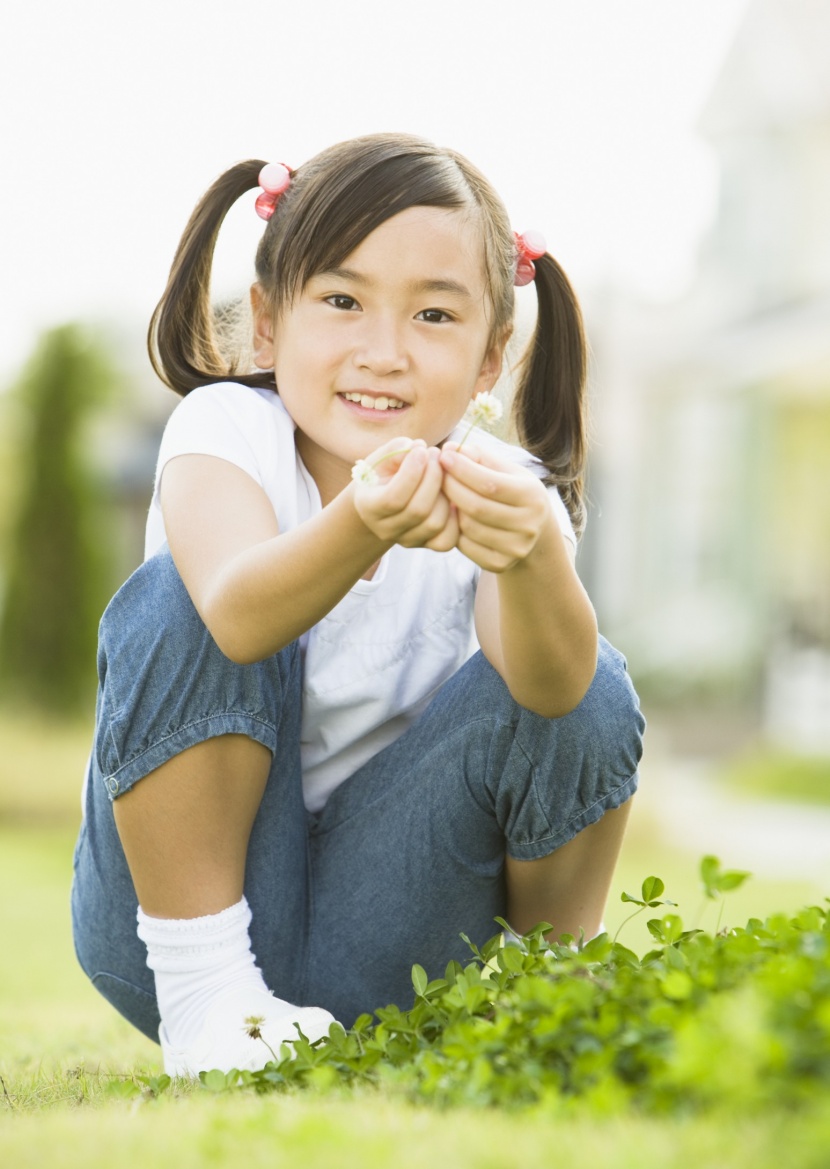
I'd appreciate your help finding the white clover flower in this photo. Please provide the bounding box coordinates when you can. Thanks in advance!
[351,458,379,487]
[454,391,504,451]
[244,1015,265,1039]
[468,391,503,428]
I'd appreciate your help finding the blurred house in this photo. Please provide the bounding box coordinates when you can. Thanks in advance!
[581,0,830,753]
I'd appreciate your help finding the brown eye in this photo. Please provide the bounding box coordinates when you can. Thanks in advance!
[326,295,359,311]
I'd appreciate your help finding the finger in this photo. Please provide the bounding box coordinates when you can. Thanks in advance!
[441,441,514,475]
[370,435,425,464]
[441,474,524,531]
[456,510,536,553]
[399,447,445,518]
[396,456,454,544]
[365,437,427,485]
[397,498,453,548]
[423,507,460,552]
[374,445,431,511]
[440,449,529,504]
[456,530,518,573]
[405,498,459,551]
[381,449,445,530]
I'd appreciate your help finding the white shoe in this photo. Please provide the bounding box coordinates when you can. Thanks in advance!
[159,987,337,1078]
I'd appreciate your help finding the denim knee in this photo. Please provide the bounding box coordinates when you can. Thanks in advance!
[322,637,645,865]
[491,637,645,859]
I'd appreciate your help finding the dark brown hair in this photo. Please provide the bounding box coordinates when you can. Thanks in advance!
[148,133,588,534]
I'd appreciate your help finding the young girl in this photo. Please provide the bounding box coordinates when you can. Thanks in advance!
[71,132,645,1078]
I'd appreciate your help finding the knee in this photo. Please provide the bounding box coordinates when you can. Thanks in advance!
[94,550,297,794]
[100,548,209,660]
[566,637,645,774]
[99,548,298,695]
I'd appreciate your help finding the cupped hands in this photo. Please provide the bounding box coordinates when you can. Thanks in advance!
[351,437,553,570]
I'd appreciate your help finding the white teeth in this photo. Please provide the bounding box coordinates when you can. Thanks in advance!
[342,392,405,411]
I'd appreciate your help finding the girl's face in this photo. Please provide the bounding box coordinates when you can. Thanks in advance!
[252,206,505,501]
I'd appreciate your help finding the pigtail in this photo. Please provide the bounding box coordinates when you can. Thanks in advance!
[148,160,275,397]
[512,252,588,538]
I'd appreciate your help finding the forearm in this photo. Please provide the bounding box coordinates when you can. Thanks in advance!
[203,487,389,663]
[493,520,598,718]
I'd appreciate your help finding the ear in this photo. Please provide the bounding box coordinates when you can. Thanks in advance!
[250,283,276,369]
[472,332,509,398]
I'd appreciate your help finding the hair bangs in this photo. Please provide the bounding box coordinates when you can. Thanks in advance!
[258,144,475,310]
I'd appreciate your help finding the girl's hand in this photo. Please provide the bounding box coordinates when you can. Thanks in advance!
[438,442,552,572]
[352,438,459,550]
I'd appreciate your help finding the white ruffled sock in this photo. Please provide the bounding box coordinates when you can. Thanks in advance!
[136,896,293,1051]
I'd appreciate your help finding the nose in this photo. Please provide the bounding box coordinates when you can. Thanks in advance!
[353,314,409,376]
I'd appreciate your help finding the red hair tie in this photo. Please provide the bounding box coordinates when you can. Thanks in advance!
[514,230,546,286]
[255,162,291,221]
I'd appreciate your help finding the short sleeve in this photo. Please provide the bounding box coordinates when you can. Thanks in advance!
[144,383,288,560]
[153,383,273,497]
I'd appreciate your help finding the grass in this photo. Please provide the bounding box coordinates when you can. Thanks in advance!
[3,1092,829,1169]
[3,1090,828,1169]
[2,708,829,1167]
[0,707,95,823]
[719,745,830,806]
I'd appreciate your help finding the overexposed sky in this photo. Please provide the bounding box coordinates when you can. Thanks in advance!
[0,0,750,382]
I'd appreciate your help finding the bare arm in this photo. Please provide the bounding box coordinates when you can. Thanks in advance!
[161,438,449,664]
[440,444,597,718]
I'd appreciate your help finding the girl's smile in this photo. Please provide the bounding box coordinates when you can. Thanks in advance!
[338,390,409,415]
[252,205,504,502]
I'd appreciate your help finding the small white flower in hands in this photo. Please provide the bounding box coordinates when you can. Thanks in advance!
[456,391,504,451]
[467,391,503,427]
[351,443,422,487]
[351,458,379,487]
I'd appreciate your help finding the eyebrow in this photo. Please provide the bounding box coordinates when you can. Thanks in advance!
[319,267,473,300]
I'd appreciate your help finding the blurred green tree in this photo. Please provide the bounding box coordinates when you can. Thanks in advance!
[0,324,117,713]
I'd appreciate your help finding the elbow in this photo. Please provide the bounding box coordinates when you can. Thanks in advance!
[212,629,279,666]
[219,640,264,667]
[511,644,598,720]
[516,682,590,721]
[201,596,269,666]
[206,621,260,666]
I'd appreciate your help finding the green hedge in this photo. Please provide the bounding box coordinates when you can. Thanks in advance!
[117,859,830,1115]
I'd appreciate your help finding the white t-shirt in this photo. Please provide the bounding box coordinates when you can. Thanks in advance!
[146,383,576,812]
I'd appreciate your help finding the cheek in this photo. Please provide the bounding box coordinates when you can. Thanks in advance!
[277,330,331,381]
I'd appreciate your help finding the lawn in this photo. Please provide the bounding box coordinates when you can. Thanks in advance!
[719,746,830,806]
[1,709,829,1167]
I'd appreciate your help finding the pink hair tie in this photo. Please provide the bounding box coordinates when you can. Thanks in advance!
[255,162,291,221]
[513,230,546,286]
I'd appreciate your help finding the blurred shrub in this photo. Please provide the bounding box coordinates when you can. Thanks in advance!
[0,324,119,713]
